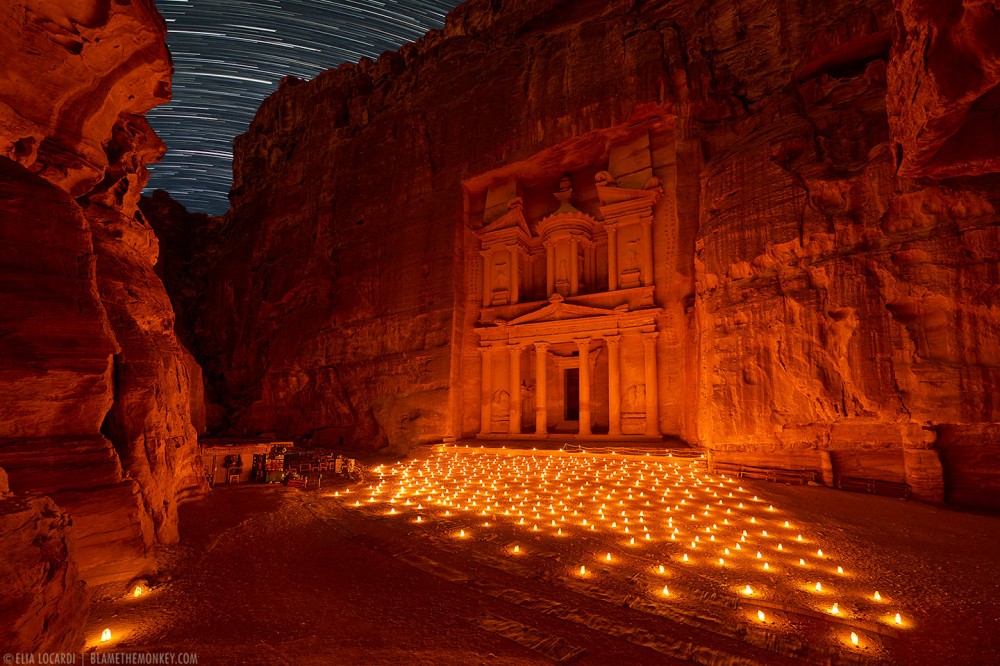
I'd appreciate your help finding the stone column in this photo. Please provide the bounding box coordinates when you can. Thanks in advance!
[508,343,522,434]
[605,335,622,436]
[480,346,493,434]
[640,218,654,287]
[642,332,660,436]
[606,224,619,291]
[534,341,549,435]
[576,338,591,435]
[545,242,555,296]
[481,250,492,307]
[570,237,580,295]
[508,245,520,304]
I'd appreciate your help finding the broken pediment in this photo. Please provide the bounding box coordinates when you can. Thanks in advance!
[479,198,532,239]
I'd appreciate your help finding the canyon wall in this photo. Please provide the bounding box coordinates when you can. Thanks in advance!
[0,0,205,648]
[153,0,999,506]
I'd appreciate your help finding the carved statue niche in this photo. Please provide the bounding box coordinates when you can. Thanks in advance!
[622,384,646,413]
[520,380,533,426]
[492,389,510,419]
[624,238,640,269]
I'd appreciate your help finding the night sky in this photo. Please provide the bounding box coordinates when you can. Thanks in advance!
[146,0,462,215]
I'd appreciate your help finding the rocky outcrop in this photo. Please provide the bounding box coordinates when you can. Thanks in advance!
[0,0,204,627]
[0,479,88,653]
[888,0,1000,179]
[154,0,998,506]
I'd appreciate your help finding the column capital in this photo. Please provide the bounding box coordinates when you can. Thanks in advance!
[641,331,659,345]
[508,342,524,354]
[604,221,620,232]
[534,341,551,352]
[480,248,494,258]
[574,338,591,352]
[603,334,622,347]
[479,345,496,356]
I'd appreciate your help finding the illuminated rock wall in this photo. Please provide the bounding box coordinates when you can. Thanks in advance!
[0,0,206,626]
[153,0,998,506]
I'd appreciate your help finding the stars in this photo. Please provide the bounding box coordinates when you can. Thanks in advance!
[147,0,460,214]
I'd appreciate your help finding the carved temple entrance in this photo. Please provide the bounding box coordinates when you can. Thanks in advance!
[463,126,674,442]
[475,164,662,438]
[475,293,661,438]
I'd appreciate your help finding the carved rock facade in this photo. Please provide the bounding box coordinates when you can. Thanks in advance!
[154,0,999,508]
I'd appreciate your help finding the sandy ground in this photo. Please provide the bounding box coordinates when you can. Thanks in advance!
[84,448,1000,665]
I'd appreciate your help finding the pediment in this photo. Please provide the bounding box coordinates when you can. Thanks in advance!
[480,202,531,238]
[506,295,623,325]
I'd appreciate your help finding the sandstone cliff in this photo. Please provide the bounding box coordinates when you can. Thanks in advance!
[152,0,998,507]
[0,468,88,653]
[0,0,206,647]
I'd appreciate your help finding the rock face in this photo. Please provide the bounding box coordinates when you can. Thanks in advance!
[0,1,205,646]
[0,471,88,653]
[888,0,1000,178]
[152,0,998,507]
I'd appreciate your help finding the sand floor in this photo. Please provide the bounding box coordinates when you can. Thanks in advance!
[84,447,1000,665]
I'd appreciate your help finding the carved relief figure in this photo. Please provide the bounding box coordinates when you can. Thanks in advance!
[558,258,568,282]
[495,264,508,290]
[625,239,640,269]
[492,389,510,417]
[623,384,646,413]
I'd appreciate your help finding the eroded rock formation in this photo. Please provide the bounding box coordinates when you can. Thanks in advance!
[152,0,999,508]
[0,467,87,653]
[0,0,205,648]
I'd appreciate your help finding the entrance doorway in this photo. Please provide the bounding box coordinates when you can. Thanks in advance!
[564,368,579,421]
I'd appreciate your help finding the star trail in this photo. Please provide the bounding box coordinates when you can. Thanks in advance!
[147,0,461,215]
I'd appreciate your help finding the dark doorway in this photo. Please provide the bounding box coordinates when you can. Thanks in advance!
[565,368,580,421]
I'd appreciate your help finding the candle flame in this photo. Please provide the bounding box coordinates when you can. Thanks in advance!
[100,628,111,642]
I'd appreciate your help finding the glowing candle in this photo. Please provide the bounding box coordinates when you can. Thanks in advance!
[580,565,586,575]
[874,591,881,601]
[513,545,520,553]
[837,566,843,574]
[744,585,754,595]
[815,582,822,592]
[100,629,111,642]
[133,586,143,598]
[851,632,859,646]
[662,585,670,596]
[606,552,612,562]
[757,610,766,622]
[895,613,902,625]
[831,602,839,615]
[658,564,665,574]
